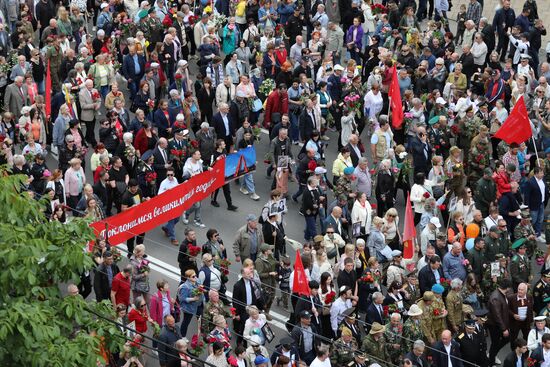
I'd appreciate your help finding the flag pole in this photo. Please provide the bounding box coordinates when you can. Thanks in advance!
[532,135,542,168]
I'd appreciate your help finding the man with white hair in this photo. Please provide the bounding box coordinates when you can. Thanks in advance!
[79,79,100,146]
[92,29,106,57]
[115,132,140,178]
[471,33,488,71]
[160,34,176,85]
[311,4,329,29]
[462,20,476,48]
[3,76,27,119]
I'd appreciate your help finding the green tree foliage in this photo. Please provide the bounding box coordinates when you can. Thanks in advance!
[0,173,123,366]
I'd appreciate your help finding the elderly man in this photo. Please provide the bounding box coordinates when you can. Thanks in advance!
[354,157,372,199]
[3,76,27,119]
[385,313,404,365]
[443,242,467,281]
[157,315,182,367]
[446,278,464,333]
[362,322,389,363]
[420,217,441,254]
[79,79,100,146]
[432,330,464,367]
[508,283,534,345]
[404,340,430,367]
[370,116,394,165]
[198,252,222,301]
[212,102,235,150]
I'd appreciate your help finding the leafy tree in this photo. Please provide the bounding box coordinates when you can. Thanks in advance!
[0,173,123,366]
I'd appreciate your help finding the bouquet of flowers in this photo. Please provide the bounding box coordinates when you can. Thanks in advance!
[144,171,157,184]
[450,124,460,136]
[187,15,198,26]
[437,204,447,211]
[215,258,231,275]
[258,79,275,96]
[171,149,185,159]
[152,321,161,338]
[433,308,443,316]
[188,245,201,257]
[147,99,155,109]
[162,13,174,27]
[383,303,398,316]
[535,249,546,266]
[423,191,431,199]
[324,291,336,305]
[359,272,375,283]
[91,89,101,102]
[23,152,35,163]
[190,140,199,149]
[111,246,122,262]
[138,259,150,273]
[370,3,388,14]
[129,335,144,357]
[191,285,206,297]
[189,334,205,356]
[344,93,362,118]
[230,307,237,316]
[252,126,262,141]
[527,357,537,367]
[212,13,227,29]
[439,278,451,289]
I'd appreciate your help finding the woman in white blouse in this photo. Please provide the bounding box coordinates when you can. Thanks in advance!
[410,172,434,226]
[363,82,384,123]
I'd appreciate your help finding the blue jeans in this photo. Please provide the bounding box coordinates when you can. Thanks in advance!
[241,173,255,193]
[290,112,300,142]
[37,80,45,95]
[165,217,180,241]
[292,183,306,201]
[100,85,109,99]
[531,202,545,236]
[304,215,317,240]
[185,202,202,223]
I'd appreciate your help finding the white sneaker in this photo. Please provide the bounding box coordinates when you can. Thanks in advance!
[240,187,250,195]
[495,357,502,365]
[250,193,260,201]
[182,215,189,224]
[194,221,206,228]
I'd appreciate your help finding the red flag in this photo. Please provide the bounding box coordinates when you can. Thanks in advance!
[493,95,532,144]
[292,252,310,296]
[388,65,403,129]
[45,60,51,118]
[402,192,416,260]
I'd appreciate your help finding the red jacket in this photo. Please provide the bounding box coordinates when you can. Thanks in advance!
[493,171,511,199]
[149,290,174,325]
[134,127,150,156]
[264,90,288,127]
[128,308,149,333]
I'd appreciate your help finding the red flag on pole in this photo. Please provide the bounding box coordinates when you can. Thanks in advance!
[292,252,310,296]
[493,95,532,144]
[388,65,404,129]
[402,192,416,260]
[45,60,51,118]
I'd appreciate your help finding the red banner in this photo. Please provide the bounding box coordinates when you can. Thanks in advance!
[90,158,226,244]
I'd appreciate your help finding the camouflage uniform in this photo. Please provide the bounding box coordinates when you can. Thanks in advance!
[334,175,354,203]
[361,334,390,366]
[510,253,532,288]
[533,278,550,314]
[46,45,63,91]
[402,317,424,350]
[330,337,358,366]
[417,299,437,344]
[384,322,405,365]
[513,223,537,257]
[458,115,483,159]
[467,142,491,188]
[446,290,464,333]
[431,296,447,339]
[481,263,510,296]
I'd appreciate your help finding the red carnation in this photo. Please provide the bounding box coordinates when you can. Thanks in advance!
[307,160,317,172]
[175,73,183,80]
[230,307,237,316]
[438,204,447,211]
[190,140,199,148]
[423,192,430,198]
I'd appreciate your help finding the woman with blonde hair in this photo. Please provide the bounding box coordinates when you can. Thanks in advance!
[315,250,333,278]
[243,305,267,344]
[57,7,73,37]
[69,5,85,48]
[87,54,114,98]
[368,216,393,262]
[338,243,356,271]
[208,314,232,355]
[104,82,126,110]
[382,208,401,250]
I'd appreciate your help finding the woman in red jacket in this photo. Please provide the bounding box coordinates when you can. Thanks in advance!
[134,122,158,156]
[493,160,511,200]
[149,280,174,327]
[128,296,153,334]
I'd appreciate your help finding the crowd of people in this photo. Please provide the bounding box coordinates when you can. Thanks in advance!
[5,0,550,365]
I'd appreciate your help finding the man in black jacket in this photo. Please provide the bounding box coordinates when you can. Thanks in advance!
[157,315,182,367]
[301,176,322,241]
[177,228,198,281]
[292,148,315,202]
[493,0,516,62]
[294,281,323,331]
[270,337,300,366]
[291,310,319,365]
[432,330,464,367]
[285,7,304,52]
[408,126,432,176]
[93,252,120,302]
[418,255,443,294]
[233,266,264,344]
[404,340,430,367]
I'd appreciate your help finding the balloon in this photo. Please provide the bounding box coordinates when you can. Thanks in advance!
[465,223,480,239]
[465,238,475,251]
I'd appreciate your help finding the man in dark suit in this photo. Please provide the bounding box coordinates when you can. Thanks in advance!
[502,338,527,367]
[152,138,172,187]
[324,206,348,245]
[456,319,487,367]
[365,291,385,332]
[345,134,362,167]
[418,255,443,294]
[299,100,317,143]
[262,212,286,260]
[233,266,263,344]
[432,330,464,367]
[524,167,549,238]
[212,102,235,150]
[507,282,534,345]
[404,340,430,367]
[93,252,120,302]
[123,42,147,95]
[529,333,550,366]
[154,99,176,139]
[487,278,512,366]
[408,125,432,175]
[301,176,322,241]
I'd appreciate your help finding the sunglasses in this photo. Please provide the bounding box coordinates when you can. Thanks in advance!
[139,304,146,308]
[167,173,174,176]
[190,275,197,278]
[326,231,334,234]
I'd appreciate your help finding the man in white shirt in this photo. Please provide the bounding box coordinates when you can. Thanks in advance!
[420,217,441,255]
[531,332,550,366]
[527,167,548,240]
[158,167,180,245]
[330,286,353,334]
[309,348,331,367]
[289,36,304,66]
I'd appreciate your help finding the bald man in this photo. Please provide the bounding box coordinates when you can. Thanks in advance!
[432,330,464,367]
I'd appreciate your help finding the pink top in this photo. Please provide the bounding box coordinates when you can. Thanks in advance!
[64,167,86,196]
[149,289,173,325]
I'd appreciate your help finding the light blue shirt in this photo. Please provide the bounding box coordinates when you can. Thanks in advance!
[221,113,230,136]
[133,54,141,75]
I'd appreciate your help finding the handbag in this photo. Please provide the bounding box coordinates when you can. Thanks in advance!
[252,98,263,112]
[326,246,337,259]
